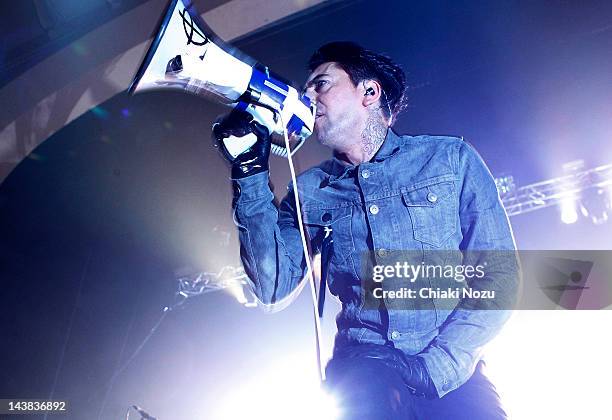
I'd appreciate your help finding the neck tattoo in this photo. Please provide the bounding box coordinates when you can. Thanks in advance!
[361,112,387,156]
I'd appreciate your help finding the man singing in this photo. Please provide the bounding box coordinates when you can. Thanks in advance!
[213,42,519,419]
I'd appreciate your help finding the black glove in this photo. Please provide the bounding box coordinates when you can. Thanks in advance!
[395,355,437,398]
[334,343,438,398]
[212,109,271,179]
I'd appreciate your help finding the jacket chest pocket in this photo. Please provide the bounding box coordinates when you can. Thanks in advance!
[401,179,458,247]
[303,206,354,264]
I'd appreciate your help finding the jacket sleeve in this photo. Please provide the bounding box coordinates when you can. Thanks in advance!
[232,171,311,309]
[418,141,521,397]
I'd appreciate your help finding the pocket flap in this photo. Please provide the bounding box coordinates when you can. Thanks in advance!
[401,179,454,207]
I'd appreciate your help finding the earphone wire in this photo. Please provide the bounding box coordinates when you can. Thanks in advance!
[279,114,326,383]
[381,88,393,125]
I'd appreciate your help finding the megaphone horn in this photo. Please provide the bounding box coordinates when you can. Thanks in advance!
[129,0,315,158]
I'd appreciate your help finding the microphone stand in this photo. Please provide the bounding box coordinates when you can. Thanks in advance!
[99,266,253,420]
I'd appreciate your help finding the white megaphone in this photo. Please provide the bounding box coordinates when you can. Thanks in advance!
[129,0,316,158]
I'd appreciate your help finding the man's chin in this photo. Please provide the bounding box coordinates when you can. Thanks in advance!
[314,126,346,149]
[315,134,333,148]
[313,128,327,144]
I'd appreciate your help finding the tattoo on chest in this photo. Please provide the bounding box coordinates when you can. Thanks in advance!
[361,114,387,155]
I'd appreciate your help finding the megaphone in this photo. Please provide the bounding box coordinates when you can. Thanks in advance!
[129,0,316,158]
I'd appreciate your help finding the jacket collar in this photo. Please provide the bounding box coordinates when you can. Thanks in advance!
[372,128,402,162]
[325,128,402,182]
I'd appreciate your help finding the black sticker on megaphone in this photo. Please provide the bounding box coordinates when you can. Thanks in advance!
[179,7,209,46]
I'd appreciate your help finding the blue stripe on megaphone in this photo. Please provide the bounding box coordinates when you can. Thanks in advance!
[287,114,304,137]
[234,101,249,112]
[248,68,288,106]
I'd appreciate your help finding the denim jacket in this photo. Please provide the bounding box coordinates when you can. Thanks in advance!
[232,129,519,397]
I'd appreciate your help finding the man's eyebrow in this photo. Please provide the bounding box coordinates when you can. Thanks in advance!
[301,73,330,93]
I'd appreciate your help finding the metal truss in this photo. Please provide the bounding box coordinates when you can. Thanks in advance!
[496,163,612,217]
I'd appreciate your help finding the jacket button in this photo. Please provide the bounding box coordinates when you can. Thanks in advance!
[377,248,388,258]
[369,204,379,215]
[427,192,438,203]
[391,330,401,339]
[322,213,332,222]
[361,169,370,179]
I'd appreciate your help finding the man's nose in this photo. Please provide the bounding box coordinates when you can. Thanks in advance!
[302,87,317,103]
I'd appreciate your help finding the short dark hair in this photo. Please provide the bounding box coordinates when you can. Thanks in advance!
[307,41,407,120]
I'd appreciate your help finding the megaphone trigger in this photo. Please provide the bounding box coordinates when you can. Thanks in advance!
[240,102,278,133]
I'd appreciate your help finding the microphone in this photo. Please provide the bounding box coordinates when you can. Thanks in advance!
[132,405,157,420]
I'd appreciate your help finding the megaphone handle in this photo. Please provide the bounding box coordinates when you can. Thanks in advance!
[222,133,258,159]
[236,102,279,136]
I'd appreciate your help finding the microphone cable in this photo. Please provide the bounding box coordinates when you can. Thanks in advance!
[279,114,326,383]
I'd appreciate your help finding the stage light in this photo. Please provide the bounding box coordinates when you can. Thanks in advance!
[486,312,612,419]
[560,196,578,224]
[495,175,516,196]
[579,187,610,225]
[225,280,249,305]
[212,354,340,420]
[559,160,582,225]
[213,379,339,420]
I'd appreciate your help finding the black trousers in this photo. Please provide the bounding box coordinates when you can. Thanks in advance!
[324,353,507,420]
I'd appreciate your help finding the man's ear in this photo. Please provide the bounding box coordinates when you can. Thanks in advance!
[361,80,383,107]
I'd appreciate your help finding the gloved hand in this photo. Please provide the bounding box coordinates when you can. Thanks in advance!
[395,355,437,398]
[212,109,272,179]
[335,343,437,398]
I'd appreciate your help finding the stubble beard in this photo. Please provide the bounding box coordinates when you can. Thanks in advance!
[316,113,360,152]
